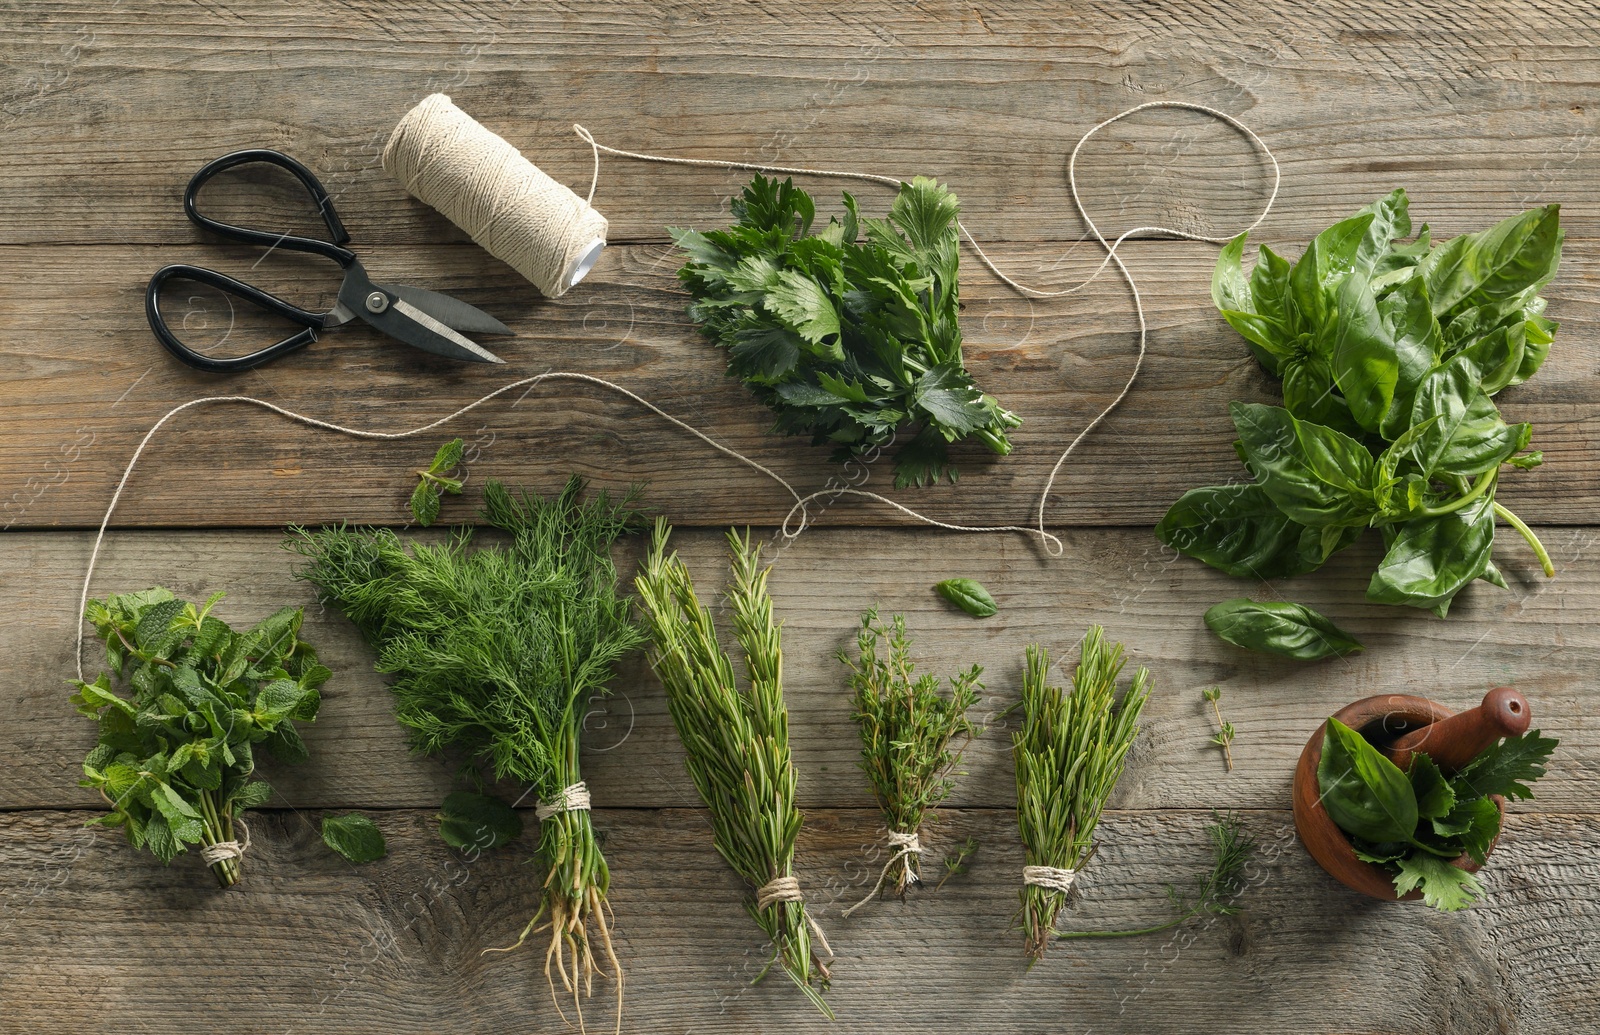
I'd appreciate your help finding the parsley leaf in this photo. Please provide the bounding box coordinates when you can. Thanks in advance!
[1454,728,1559,801]
[1392,852,1485,911]
[674,175,1021,488]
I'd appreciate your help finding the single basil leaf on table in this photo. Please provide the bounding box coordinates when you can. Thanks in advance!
[1453,729,1559,801]
[1204,598,1365,660]
[321,813,388,864]
[1156,482,1357,579]
[935,578,998,618]
[1366,494,1495,614]
[1421,204,1562,316]
[1391,852,1484,912]
[1407,754,1455,819]
[438,791,523,851]
[1230,402,1377,528]
[1317,717,1418,844]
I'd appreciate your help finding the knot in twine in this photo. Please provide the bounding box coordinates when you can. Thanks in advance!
[841,829,923,917]
[383,93,608,298]
[754,873,834,959]
[199,818,250,866]
[1022,864,1077,895]
[535,782,591,821]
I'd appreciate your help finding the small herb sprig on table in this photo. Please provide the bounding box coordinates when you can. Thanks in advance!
[673,175,1022,489]
[634,522,832,1017]
[1059,812,1256,940]
[1160,191,1563,635]
[1318,718,1557,910]
[1201,688,1236,771]
[409,437,464,526]
[289,476,643,1026]
[1015,628,1152,961]
[839,609,982,912]
[72,588,327,887]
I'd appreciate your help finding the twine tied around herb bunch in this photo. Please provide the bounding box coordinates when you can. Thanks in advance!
[841,830,923,918]
[535,781,591,821]
[754,873,834,959]
[198,817,251,871]
[1022,864,1078,896]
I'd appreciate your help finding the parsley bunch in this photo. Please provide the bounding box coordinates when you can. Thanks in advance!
[673,175,1022,488]
[287,477,643,1026]
[72,588,326,888]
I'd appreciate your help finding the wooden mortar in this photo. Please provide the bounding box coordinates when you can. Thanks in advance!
[1292,688,1524,901]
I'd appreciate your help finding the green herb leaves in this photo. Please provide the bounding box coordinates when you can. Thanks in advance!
[934,577,998,618]
[438,791,523,851]
[1203,599,1364,660]
[674,175,1022,488]
[321,814,387,864]
[73,588,326,887]
[1162,191,1561,630]
[1315,717,1558,911]
[410,437,464,527]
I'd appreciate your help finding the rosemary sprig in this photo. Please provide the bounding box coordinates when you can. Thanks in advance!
[839,609,981,910]
[634,521,831,1018]
[1015,627,1151,962]
[287,477,643,1031]
[1202,687,1236,771]
[1059,812,1256,939]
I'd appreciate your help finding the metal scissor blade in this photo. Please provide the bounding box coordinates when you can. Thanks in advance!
[376,297,505,363]
[383,284,514,336]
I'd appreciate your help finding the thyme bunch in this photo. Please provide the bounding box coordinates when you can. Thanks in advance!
[1015,627,1152,961]
[839,609,982,910]
[287,476,643,1030]
[634,522,831,1017]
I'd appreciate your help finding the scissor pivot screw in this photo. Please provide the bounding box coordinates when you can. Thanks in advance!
[364,291,389,313]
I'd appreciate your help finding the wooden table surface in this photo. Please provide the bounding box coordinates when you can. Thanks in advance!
[5,3,1599,1032]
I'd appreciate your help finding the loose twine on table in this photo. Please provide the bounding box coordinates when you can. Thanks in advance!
[74,101,1280,683]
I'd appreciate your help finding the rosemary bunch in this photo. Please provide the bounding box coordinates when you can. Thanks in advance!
[634,521,831,1017]
[840,609,981,909]
[1015,627,1152,961]
[287,477,643,1028]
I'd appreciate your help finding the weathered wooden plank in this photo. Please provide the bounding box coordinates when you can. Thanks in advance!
[2,1,1599,246]
[7,528,1596,812]
[2,241,1595,529]
[0,806,1591,1034]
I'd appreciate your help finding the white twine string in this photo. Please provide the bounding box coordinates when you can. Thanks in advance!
[76,103,1279,673]
[841,829,923,918]
[534,781,591,821]
[577,100,1281,553]
[384,94,609,298]
[754,873,834,959]
[198,817,250,866]
[1022,863,1078,895]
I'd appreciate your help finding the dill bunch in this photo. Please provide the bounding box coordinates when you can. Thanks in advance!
[839,608,982,911]
[633,521,831,1017]
[285,476,644,1028]
[1015,627,1152,961]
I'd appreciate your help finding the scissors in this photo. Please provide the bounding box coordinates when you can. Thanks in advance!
[145,148,511,372]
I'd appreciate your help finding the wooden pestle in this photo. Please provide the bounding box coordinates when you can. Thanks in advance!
[1385,686,1531,772]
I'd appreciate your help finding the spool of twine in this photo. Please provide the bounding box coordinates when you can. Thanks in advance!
[382,93,608,298]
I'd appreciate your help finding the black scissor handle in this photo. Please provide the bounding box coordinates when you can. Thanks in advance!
[184,149,357,267]
[146,263,327,373]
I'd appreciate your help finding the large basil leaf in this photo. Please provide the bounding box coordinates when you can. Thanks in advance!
[1421,204,1562,316]
[1290,213,1376,327]
[1205,598,1365,660]
[1317,717,1419,844]
[1325,271,1398,433]
[1157,483,1358,579]
[1366,494,1495,612]
[1354,188,1412,277]
[1408,356,1524,477]
[1214,233,1295,374]
[1231,402,1376,527]
[1280,355,1361,436]
[1250,243,1297,335]
[1375,275,1443,439]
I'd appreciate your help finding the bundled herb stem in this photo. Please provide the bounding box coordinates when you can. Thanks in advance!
[1015,628,1151,961]
[72,589,326,888]
[634,521,831,1017]
[839,609,982,911]
[287,476,643,1029]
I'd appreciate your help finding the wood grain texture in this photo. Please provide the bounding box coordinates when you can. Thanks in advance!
[1,241,1595,529]
[8,527,1598,812]
[2,807,1595,1035]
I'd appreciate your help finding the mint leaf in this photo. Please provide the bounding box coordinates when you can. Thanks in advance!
[410,479,441,527]
[1392,852,1485,912]
[1455,729,1558,801]
[438,791,522,851]
[429,438,464,475]
[321,814,388,864]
